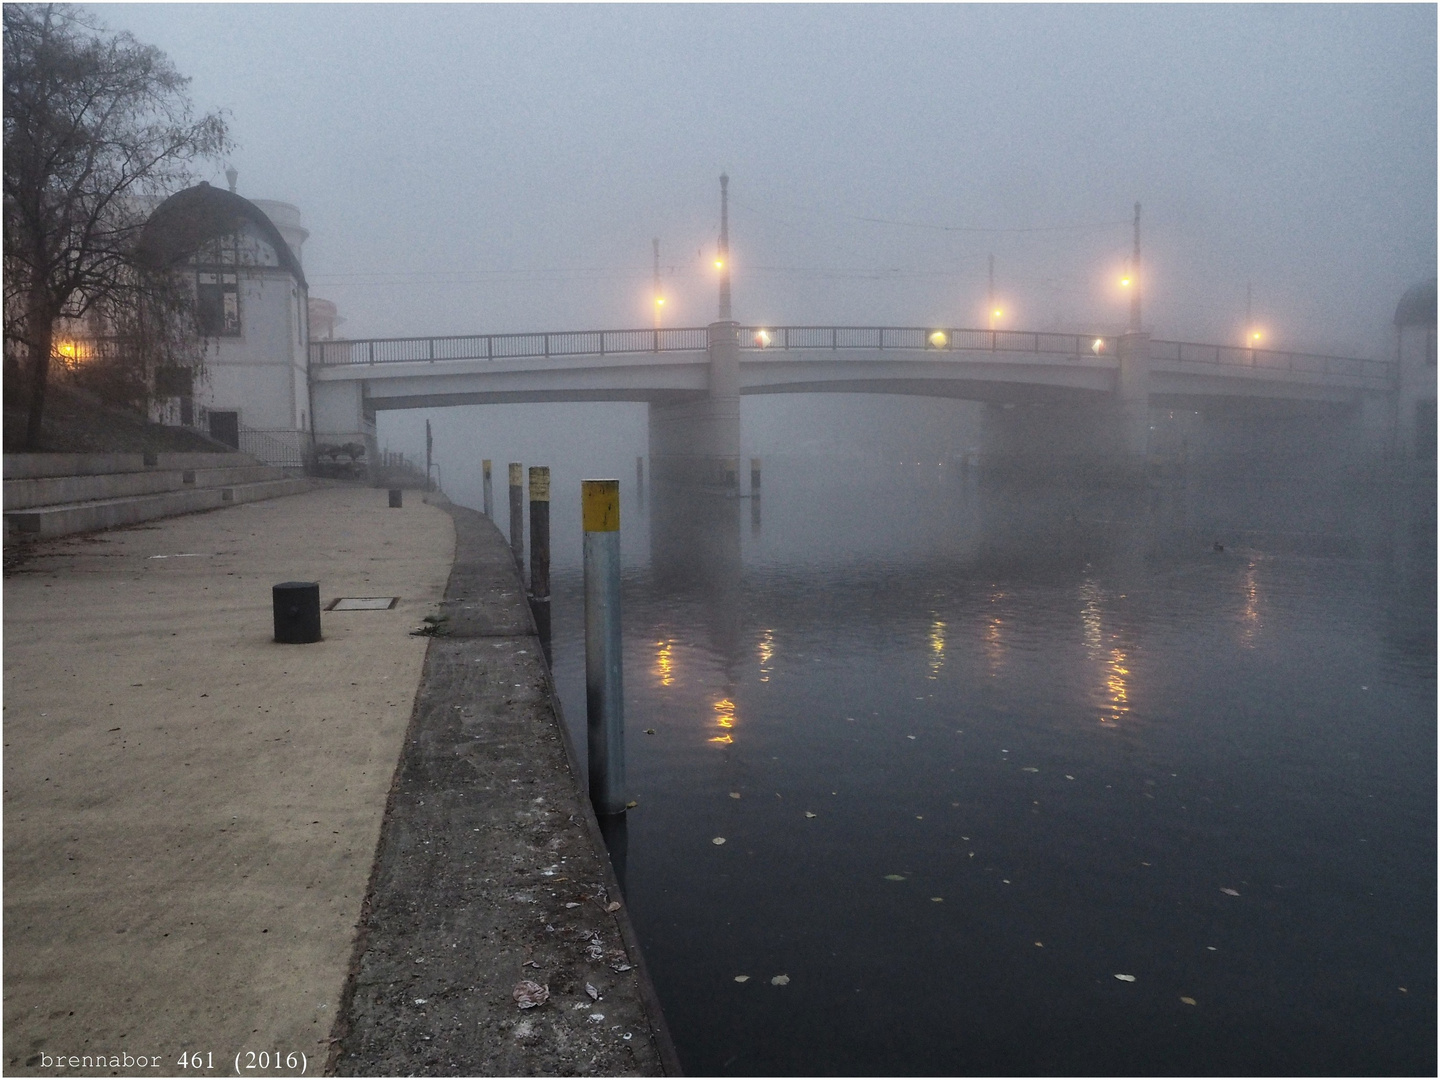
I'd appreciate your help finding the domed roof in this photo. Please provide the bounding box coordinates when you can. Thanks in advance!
[1394,280,1436,327]
[135,182,306,288]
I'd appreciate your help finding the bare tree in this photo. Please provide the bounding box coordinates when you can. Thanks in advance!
[3,3,229,449]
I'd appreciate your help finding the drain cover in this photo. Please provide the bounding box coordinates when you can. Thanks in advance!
[328,596,399,611]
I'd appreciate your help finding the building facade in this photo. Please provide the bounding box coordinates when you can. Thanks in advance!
[137,182,316,464]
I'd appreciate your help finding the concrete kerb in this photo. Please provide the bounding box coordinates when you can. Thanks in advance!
[328,494,680,1076]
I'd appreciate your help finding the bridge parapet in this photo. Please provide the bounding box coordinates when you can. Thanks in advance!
[310,327,708,367]
[738,325,1114,358]
[1149,339,1393,387]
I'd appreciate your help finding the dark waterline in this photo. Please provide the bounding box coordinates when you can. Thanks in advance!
[538,462,1435,1076]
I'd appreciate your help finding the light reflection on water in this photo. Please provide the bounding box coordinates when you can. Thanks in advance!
[547,464,1435,1076]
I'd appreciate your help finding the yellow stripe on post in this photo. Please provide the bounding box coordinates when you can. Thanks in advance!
[582,479,620,532]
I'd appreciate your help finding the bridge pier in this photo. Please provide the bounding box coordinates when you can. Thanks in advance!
[310,378,378,476]
[1117,332,1152,459]
[648,321,742,493]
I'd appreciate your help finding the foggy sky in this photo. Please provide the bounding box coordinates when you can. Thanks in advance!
[101,3,1435,359]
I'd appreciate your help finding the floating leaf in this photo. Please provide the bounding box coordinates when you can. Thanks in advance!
[513,980,550,1009]
[1114,974,1136,982]
[1022,767,1039,773]
[729,792,741,799]
[804,811,817,818]
[643,728,656,735]
[1065,775,1075,780]
[1220,887,1240,896]
[1180,996,1197,1006]
[607,900,622,912]
[771,975,790,986]
[885,874,906,881]
[931,897,943,903]
[712,837,726,845]
[734,975,749,983]
[625,800,638,809]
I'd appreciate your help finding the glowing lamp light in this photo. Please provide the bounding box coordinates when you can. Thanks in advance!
[1092,338,1106,355]
[993,309,1003,319]
[753,329,771,347]
[55,339,76,359]
[655,296,665,307]
[1119,276,1132,288]
[714,258,725,270]
[928,331,948,348]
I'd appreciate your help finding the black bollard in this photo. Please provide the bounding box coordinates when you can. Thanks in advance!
[388,489,402,508]
[273,581,321,643]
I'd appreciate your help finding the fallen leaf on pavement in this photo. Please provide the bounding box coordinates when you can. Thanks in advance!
[513,981,550,1008]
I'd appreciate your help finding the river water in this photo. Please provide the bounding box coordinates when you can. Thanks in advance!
[532,460,1433,1076]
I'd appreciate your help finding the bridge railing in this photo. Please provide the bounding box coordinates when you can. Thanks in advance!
[739,326,1115,358]
[310,327,709,366]
[1150,339,1393,384]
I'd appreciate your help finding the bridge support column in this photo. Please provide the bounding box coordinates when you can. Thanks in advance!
[648,321,741,492]
[310,377,378,477]
[1116,332,1152,462]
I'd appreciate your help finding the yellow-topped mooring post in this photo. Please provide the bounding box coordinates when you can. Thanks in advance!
[508,462,524,570]
[582,479,626,818]
[529,466,551,661]
[482,459,493,518]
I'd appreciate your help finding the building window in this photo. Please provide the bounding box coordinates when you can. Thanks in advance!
[197,270,240,336]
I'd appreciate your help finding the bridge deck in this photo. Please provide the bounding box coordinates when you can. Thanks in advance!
[309,326,1394,409]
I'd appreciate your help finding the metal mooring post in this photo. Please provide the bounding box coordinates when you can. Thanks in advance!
[529,466,552,663]
[751,456,762,496]
[583,479,626,818]
[508,462,525,569]
[482,459,493,518]
[273,581,321,643]
[636,456,645,510]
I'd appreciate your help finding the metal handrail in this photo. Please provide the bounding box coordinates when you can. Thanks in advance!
[737,326,1115,358]
[310,327,710,366]
[238,425,309,469]
[1149,339,1393,383]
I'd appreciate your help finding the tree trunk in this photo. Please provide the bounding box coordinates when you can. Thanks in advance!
[24,291,55,451]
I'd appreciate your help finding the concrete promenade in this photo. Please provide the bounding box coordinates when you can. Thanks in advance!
[3,485,672,1075]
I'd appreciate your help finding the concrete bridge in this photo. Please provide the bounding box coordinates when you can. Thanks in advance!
[309,321,1397,488]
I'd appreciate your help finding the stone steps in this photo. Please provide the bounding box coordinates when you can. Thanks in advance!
[3,452,316,540]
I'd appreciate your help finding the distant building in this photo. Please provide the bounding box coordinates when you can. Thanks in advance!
[1394,280,1436,461]
[308,296,342,341]
[135,180,313,464]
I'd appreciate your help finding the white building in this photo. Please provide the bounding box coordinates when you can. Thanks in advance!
[137,181,316,464]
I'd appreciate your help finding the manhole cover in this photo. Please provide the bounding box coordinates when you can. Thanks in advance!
[328,597,399,611]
